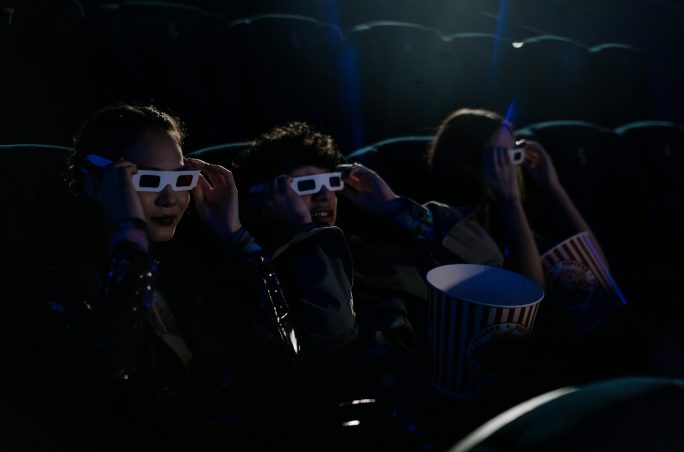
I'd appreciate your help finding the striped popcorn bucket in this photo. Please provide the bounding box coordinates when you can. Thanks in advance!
[541,232,627,340]
[427,264,544,399]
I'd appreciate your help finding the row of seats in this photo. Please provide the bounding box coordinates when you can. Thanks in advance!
[0,0,611,36]
[5,0,680,41]
[2,4,652,150]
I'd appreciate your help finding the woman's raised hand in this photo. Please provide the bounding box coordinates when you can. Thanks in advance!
[521,141,561,191]
[482,146,522,202]
[95,160,146,226]
[186,158,241,241]
[260,175,312,235]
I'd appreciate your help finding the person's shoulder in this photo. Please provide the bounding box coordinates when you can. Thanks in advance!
[424,200,479,220]
[274,224,348,254]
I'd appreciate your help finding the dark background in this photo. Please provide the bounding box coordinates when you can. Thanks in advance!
[1,0,682,150]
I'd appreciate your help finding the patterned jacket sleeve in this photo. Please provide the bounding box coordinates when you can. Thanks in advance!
[223,227,300,361]
[95,240,160,380]
[33,239,183,425]
[381,197,504,267]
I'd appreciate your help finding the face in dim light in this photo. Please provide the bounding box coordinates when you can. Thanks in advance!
[287,165,338,227]
[121,131,190,242]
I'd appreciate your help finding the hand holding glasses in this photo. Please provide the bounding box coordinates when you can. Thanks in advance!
[84,154,201,192]
[508,140,527,165]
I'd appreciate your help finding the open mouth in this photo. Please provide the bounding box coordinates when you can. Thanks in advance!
[312,209,334,223]
[150,215,177,226]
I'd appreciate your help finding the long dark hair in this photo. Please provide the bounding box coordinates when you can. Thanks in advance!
[426,108,514,206]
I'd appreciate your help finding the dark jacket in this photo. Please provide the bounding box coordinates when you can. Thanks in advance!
[16,219,355,449]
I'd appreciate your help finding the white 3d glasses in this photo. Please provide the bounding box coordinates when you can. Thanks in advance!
[83,154,200,192]
[508,140,528,165]
[249,172,344,195]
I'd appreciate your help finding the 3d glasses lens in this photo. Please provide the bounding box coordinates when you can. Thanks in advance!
[329,176,342,188]
[138,174,161,188]
[176,174,194,187]
[296,179,317,192]
[510,149,524,164]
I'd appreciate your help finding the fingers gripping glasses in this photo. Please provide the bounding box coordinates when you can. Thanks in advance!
[83,154,201,192]
[508,140,528,165]
[508,148,525,165]
[491,140,526,165]
[133,170,200,192]
[249,172,344,195]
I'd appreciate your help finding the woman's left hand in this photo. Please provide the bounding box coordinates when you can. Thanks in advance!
[186,158,241,241]
[340,163,399,215]
[521,141,561,190]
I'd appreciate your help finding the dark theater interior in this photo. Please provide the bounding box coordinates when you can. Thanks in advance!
[2,0,684,450]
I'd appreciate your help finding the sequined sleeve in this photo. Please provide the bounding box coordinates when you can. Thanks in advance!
[223,227,300,360]
[96,240,159,380]
[31,239,182,425]
[381,196,436,241]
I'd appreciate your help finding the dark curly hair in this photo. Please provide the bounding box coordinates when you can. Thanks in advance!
[67,103,185,197]
[233,122,343,193]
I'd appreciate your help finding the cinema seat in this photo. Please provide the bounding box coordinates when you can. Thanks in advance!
[229,15,353,148]
[590,44,650,128]
[520,121,644,295]
[1,144,75,264]
[442,34,516,116]
[186,141,253,170]
[347,22,450,142]
[347,135,433,203]
[510,36,595,125]
[87,3,241,149]
[616,121,684,264]
[452,377,684,452]
[1,1,92,144]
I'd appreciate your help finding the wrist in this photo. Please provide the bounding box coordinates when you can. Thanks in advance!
[377,196,404,217]
[219,221,243,241]
[223,226,263,258]
[110,227,149,252]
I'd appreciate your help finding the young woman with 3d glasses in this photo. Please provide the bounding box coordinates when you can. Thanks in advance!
[24,104,327,449]
[427,108,608,286]
[426,108,622,393]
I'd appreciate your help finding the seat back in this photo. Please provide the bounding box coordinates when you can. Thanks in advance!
[348,135,433,203]
[511,36,595,124]
[347,22,449,142]
[1,144,75,263]
[230,15,354,148]
[186,142,253,170]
